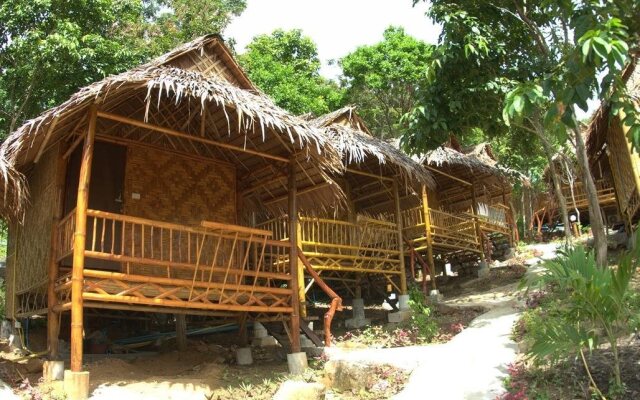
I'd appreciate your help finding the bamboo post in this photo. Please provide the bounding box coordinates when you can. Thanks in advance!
[420,185,437,291]
[47,144,68,359]
[344,181,361,297]
[393,181,407,295]
[288,159,301,354]
[70,105,97,372]
[471,185,487,264]
[296,220,306,318]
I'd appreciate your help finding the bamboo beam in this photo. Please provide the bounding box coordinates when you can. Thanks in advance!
[47,144,68,359]
[262,182,330,206]
[421,185,437,291]
[34,116,60,163]
[70,105,97,372]
[96,110,289,163]
[72,301,236,317]
[346,167,394,182]
[288,158,301,353]
[63,132,86,160]
[425,165,472,186]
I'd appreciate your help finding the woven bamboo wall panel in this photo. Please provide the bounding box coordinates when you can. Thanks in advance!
[607,121,639,214]
[124,145,236,226]
[11,144,58,304]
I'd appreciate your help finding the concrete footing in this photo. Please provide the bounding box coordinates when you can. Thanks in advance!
[388,310,412,323]
[429,289,444,304]
[63,370,90,400]
[287,352,308,375]
[236,347,253,365]
[43,360,65,381]
[345,298,371,329]
[398,294,411,311]
[477,261,490,278]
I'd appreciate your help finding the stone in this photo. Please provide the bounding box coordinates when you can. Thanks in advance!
[0,320,11,339]
[63,370,90,400]
[388,310,412,323]
[253,322,269,339]
[324,360,372,391]
[273,380,325,400]
[43,360,65,381]
[429,290,444,304]
[398,294,411,311]
[503,248,516,260]
[236,347,253,366]
[476,262,490,278]
[24,357,44,373]
[0,379,19,400]
[287,352,308,375]
[252,335,279,347]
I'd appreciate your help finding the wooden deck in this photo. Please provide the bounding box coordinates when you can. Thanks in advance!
[54,209,294,316]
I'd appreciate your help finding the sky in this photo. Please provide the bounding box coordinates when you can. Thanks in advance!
[225,0,440,80]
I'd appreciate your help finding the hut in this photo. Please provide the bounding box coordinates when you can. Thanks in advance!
[587,60,640,233]
[400,136,518,286]
[258,106,434,320]
[0,35,346,393]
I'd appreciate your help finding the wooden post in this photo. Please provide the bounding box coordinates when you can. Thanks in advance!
[288,159,301,354]
[420,185,437,291]
[48,144,68,359]
[393,181,407,294]
[70,105,97,372]
[344,180,362,298]
[175,314,187,351]
[471,185,487,264]
[502,187,515,247]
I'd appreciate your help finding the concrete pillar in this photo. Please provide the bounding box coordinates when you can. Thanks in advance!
[0,320,11,339]
[344,298,371,329]
[477,261,490,278]
[43,360,65,382]
[236,347,253,366]
[429,289,443,304]
[287,352,308,375]
[63,370,90,400]
[398,294,411,311]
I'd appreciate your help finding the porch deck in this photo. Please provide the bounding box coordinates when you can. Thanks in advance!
[54,209,294,316]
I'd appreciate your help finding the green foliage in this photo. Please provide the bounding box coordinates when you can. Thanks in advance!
[408,286,438,341]
[524,231,640,392]
[238,29,344,116]
[340,26,433,139]
[0,0,246,140]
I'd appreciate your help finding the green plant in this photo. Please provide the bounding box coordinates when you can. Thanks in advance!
[408,287,438,341]
[524,231,640,398]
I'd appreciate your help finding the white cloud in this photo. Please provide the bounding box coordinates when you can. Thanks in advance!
[225,0,440,80]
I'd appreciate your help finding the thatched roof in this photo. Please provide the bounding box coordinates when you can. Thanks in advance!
[309,106,372,135]
[0,157,26,222]
[587,59,639,158]
[0,34,345,219]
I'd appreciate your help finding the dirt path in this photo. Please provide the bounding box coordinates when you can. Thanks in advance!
[327,243,559,399]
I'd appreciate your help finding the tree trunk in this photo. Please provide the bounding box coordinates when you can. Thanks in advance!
[572,127,607,266]
[536,132,572,246]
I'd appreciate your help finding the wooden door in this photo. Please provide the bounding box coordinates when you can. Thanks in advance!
[63,141,127,271]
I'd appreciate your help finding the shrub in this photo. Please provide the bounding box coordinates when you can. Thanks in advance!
[523,231,640,397]
[408,286,438,342]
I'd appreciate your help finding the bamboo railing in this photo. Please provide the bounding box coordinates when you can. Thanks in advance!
[55,209,294,313]
[561,179,616,209]
[297,248,343,346]
[402,206,481,253]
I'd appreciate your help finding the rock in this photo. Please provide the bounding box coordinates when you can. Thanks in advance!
[388,310,412,323]
[0,379,19,400]
[273,380,325,400]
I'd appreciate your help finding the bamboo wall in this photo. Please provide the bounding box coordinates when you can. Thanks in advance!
[5,144,59,318]
[123,144,236,226]
[607,119,640,216]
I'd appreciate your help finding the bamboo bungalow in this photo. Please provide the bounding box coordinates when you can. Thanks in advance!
[587,61,640,233]
[258,106,435,314]
[401,136,518,284]
[0,35,347,394]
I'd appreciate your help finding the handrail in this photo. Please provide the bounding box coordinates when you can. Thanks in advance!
[297,248,343,347]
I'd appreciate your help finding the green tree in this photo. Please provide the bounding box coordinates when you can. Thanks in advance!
[406,1,640,261]
[0,0,246,140]
[238,29,344,116]
[340,26,433,139]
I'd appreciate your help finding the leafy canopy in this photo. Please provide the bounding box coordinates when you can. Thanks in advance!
[0,0,247,139]
[340,26,433,139]
[238,29,343,116]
